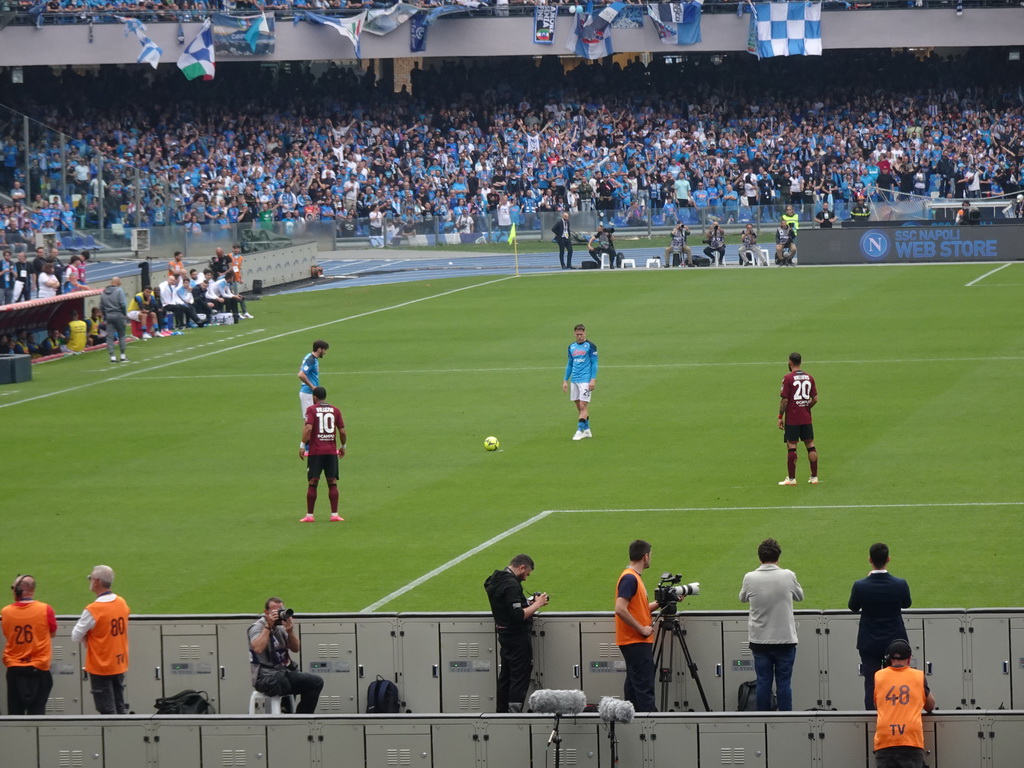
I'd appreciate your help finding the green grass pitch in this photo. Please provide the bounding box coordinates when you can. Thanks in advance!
[4,262,1022,616]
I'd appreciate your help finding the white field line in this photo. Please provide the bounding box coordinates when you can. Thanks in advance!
[965,262,1013,287]
[362,501,1024,612]
[124,355,1024,382]
[0,276,516,410]
[360,510,554,612]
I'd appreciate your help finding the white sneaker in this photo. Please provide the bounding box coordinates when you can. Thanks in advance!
[808,476,819,485]
[572,430,584,441]
[582,429,592,438]
[243,312,254,319]
[142,332,152,340]
[778,477,797,486]
[120,354,129,363]
[110,355,117,363]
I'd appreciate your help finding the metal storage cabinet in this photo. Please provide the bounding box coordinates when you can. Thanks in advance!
[642,717,699,767]
[476,720,532,768]
[216,618,262,715]
[147,622,217,715]
[529,720,600,767]
[964,611,1012,710]
[431,720,483,766]
[698,720,767,768]
[533,616,583,693]
[1012,616,1024,709]
[439,619,496,713]
[580,618,627,703]
[49,624,86,714]
[921,613,968,710]
[659,614,725,712]
[722,613,822,711]
[934,716,985,768]
[364,722,432,768]
[766,716,870,768]
[38,725,104,768]
[149,722,203,768]
[266,721,318,767]
[0,724,39,767]
[200,724,268,768]
[319,722,368,768]
[126,622,165,715]
[396,618,440,713]
[355,616,400,713]
[301,620,359,714]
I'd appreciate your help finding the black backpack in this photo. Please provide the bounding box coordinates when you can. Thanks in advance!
[737,680,775,712]
[155,689,216,715]
[366,675,401,713]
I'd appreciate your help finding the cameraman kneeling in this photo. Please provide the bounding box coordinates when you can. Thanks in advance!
[248,597,324,713]
[589,225,619,269]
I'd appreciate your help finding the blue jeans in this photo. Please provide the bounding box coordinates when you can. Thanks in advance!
[750,643,796,711]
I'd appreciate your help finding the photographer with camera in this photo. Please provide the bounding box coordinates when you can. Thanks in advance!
[248,597,323,713]
[614,540,667,712]
[588,224,619,269]
[738,538,804,711]
[703,221,726,266]
[484,554,548,713]
[663,222,693,267]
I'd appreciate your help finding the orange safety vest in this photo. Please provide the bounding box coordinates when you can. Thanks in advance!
[1,601,54,670]
[230,254,244,282]
[615,568,652,646]
[83,595,130,675]
[873,665,927,751]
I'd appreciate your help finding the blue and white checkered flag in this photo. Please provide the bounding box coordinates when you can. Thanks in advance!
[748,2,822,59]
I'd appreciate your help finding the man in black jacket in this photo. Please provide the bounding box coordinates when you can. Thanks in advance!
[848,542,912,709]
[484,554,549,713]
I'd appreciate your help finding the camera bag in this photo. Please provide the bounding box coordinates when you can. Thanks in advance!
[155,689,216,715]
[736,680,776,711]
[366,675,401,713]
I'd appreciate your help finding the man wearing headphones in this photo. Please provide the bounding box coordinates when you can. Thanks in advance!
[2,574,58,715]
[873,639,936,768]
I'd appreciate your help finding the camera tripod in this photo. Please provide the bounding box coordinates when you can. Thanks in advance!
[651,612,709,711]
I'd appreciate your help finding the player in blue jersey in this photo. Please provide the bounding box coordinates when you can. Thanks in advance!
[562,324,598,441]
[298,339,329,418]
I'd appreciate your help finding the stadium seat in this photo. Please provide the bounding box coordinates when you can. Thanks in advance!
[646,258,660,268]
[759,248,771,266]
[620,258,637,269]
[248,690,294,715]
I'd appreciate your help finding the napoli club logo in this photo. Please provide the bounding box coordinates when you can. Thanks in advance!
[860,230,889,262]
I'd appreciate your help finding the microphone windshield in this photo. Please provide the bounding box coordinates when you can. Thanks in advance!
[528,689,587,716]
[598,696,635,724]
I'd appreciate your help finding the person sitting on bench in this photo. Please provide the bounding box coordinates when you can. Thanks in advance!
[664,222,693,267]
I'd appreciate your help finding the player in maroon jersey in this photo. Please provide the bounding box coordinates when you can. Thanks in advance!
[778,352,818,486]
[299,386,347,522]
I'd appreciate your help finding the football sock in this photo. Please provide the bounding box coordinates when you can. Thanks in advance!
[578,419,586,431]
[787,449,797,479]
[583,419,590,430]
[306,486,318,515]
[809,451,818,476]
[328,485,339,515]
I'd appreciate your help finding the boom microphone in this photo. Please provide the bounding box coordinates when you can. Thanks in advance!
[528,689,587,716]
[598,697,635,724]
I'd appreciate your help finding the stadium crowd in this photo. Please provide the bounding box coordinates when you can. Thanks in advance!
[1,50,1021,246]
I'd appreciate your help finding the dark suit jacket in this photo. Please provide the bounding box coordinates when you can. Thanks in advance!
[848,572,912,656]
[551,220,570,240]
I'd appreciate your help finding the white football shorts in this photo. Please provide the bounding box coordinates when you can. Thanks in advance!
[569,382,592,403]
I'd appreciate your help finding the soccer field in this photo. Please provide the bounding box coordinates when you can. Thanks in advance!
[5,262,1023,617]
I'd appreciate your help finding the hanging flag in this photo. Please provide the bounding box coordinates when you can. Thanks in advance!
[116,15,163,68]
[409,5,463,54]
[565,1,626,61]
[647,1,703,46]
[177,19,216,81]
[305,11,366,59]
[748,2,822,59]
[211,12,276,55]
[363,2,420,35]
[533,5,557,44]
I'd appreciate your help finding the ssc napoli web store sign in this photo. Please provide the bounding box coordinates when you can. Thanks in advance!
[798,224,1021,265]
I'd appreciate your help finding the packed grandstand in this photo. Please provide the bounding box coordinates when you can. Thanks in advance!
[1,47,1022,243]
